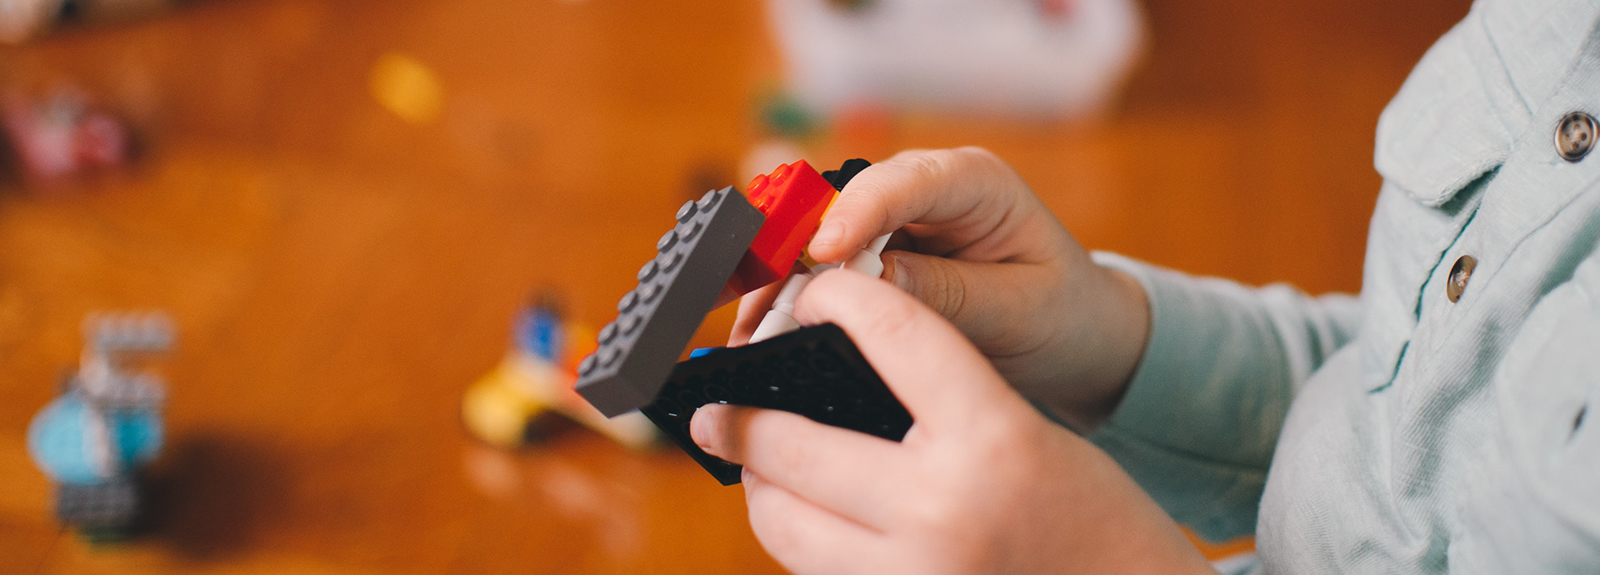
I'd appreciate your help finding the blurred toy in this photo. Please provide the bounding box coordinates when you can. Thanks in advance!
[370,52,445,125]
[27,312,173,541]
[462,295,660,450]
[0,0,179,44]
[2,88,133,185]
[767,0,1144,118]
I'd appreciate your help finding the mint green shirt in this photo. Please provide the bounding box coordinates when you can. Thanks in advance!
[1085,1,1600,572]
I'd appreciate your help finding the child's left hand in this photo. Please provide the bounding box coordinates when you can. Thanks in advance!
[690,268,1215,575]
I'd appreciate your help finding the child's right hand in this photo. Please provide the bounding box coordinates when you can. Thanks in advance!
[730,147,1150,429]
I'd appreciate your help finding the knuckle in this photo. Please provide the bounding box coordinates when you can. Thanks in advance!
[693,406,729,453]
[922,259,969,322]
[908,149,955,183]
[860,287,927,343]
[903,491,961,532]
[952,145,998,164]
[748,494,802,555]
[751,413,814,470]
[708,406,758,461]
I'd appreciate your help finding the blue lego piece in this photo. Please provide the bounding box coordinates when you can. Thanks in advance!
[513,304,565,362]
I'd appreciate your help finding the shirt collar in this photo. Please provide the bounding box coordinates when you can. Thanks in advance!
[1373,0,1600,207]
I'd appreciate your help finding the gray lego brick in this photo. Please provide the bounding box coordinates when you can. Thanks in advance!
[576,187,765,416]
[56,479,139,529]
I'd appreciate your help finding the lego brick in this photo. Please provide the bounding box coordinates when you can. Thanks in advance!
[726,161,837,296]
[56,480,139,529]
[640,323,913,485]
[820,158,871,191]
[576,187,765,417]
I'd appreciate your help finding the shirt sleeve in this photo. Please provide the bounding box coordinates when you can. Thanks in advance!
[1084,252,1362,542]
[1452,251,1600,573]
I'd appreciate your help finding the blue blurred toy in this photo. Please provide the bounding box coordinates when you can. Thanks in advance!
[28,312,173,541]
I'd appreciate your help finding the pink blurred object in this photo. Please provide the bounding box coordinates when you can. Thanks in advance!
[2,89,132,185]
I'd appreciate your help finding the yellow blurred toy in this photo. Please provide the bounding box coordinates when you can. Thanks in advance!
[462,295,659,450]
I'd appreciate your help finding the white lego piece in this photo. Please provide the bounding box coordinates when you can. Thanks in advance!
[749,269,816,344]
[843,233,892,278]
[749,233,892,343]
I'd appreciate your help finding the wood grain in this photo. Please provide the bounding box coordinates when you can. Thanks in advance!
[0,0,1468,572]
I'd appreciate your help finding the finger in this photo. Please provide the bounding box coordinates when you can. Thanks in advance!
[743,470,887,575]
[808,147,1051,264]
[730,281,783,346]
[883,229,917,254]
[881,250,1063,358]
[793,268,1033,435]
[691,403,909,529]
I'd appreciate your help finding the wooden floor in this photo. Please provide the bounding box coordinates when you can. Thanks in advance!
[0,0,1469,573]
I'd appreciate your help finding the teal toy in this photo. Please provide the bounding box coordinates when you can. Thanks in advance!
[27,312,172,540]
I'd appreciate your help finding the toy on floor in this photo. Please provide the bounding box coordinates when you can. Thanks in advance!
[1,89,133,185]
[27,312,173,541]
[462,295,660,450]
[767,0,1144,118]
[575,159,913,484]
[0,0,179,44]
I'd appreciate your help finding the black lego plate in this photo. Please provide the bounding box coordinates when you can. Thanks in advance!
[639,323,913,485]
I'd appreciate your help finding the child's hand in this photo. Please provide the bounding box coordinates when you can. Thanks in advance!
[696,269,1214,574]
[732,147,1148,429]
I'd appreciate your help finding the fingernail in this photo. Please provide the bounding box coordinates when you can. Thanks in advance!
[813,220,846,247]
[886,254,913,292]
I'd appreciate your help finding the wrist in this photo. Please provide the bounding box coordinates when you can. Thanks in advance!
[1025,254,1150,431]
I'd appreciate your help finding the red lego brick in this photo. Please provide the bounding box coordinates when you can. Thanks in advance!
[726,160,837,296]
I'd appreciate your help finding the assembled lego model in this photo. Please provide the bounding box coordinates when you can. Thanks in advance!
[461,296,659,450]
[575,159,914,484]
[27,312,172,541]
[1,89,132,185]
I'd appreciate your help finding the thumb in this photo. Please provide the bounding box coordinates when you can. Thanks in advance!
[882,251,1062,358]
[882,250,969,321]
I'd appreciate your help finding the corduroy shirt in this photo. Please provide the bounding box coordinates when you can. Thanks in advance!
[1088,0,1600,572]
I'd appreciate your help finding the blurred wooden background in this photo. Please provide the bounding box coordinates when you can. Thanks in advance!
[0,0,1468,573]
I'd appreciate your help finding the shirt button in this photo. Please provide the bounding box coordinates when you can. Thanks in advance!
[1447,255,1477,303]
[1556,112,1596,162]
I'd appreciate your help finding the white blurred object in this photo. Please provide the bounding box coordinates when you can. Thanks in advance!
[739,138,809,183]
[767,0,1145,118]
[0,0,176,44]
[0,0,58,44]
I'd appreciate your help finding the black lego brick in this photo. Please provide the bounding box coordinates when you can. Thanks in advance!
[820,158,871,191]
[640,323,913,485]
[576,187,766,416]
